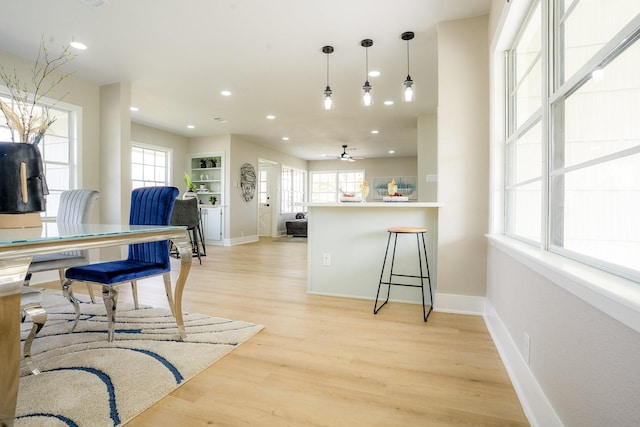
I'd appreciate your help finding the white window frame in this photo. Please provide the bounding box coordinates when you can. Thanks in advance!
[0,91,81,220]
[490,0,640,332]
[503,1,640,282]
[281,165,306,214]
[131,142,172,190]
[309,170,365,203]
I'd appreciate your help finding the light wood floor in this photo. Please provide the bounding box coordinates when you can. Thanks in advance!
[52,237,529,426]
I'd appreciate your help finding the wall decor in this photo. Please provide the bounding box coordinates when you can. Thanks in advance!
[240,163,256,202]
[371,176,417,200]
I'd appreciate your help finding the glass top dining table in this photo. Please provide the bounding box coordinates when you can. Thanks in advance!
[0,223,193,427]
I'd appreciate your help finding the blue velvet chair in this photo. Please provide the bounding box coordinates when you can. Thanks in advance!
[62,186,180,342]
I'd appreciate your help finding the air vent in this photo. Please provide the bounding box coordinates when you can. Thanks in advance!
[212,117,228,123]
[80,0,111,8]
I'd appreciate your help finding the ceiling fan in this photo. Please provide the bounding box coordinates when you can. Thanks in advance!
[339,144,356,162]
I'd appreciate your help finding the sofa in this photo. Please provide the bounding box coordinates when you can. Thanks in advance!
[285,213,308,237]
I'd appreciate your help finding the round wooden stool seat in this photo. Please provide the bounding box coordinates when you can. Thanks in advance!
[387,227,427,234]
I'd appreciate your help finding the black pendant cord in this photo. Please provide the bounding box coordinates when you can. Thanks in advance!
[406,40,410,78]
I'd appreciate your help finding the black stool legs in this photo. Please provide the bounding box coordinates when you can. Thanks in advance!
[374,228,433,322]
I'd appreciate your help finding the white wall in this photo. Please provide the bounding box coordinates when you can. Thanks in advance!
[417,114,437,202]
[437,15,490,298]
[487,244,640,426]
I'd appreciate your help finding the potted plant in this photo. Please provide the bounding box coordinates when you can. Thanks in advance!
[183,172,197,200]
[0,40,75,227]
[208,195,217,205]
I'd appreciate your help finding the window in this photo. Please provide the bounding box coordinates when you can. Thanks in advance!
[131,144,171,189]
[258,169,268,205]
[0,94,78,220]
[504,1,640,281]
[281,166,306,213]
[309,170,365,202]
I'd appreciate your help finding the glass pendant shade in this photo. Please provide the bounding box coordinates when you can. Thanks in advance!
[403,76,415,102]
[323,86,334,110]
[362,81,373,106]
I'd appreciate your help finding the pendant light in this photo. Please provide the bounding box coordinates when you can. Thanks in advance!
[361,39,373,106]
[401,31,415,102]
[322,45,335,110]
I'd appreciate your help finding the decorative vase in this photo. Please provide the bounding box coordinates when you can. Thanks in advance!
[361,185,370,201]
[0,142,48,228]
[183,190,197,201]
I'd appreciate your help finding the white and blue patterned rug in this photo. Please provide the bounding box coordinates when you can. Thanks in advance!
[16,290,264,426]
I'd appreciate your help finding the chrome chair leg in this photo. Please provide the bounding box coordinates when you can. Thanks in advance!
[22,303,47,375]
[62,279,82,332]
[102,285,119,342]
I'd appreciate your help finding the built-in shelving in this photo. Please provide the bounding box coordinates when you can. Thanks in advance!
[187,152,224,244]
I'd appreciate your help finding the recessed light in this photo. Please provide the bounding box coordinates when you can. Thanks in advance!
[70,40,87,50]
[282,136,290,141]
[368,70,380,77]
[129,106,139,112]
[371,130,379,134]
[388,150,395,154]
[266,115,276,120]
[220,90,232,96]
[187,125,195,129]
[384,100,394,106]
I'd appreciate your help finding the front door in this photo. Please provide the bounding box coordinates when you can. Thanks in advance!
[258,160,275,236]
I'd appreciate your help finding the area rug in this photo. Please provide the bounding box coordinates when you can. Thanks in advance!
[16,290,264,427]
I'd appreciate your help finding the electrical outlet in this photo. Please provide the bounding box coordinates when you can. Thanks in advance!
[523,332,531,365]
[322,253,331,266]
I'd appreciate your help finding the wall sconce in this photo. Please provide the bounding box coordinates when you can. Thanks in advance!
[361,39,373,106]
[401,31,415,102]
[322,45,335,110]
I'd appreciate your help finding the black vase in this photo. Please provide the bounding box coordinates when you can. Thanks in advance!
[0,142,49,213]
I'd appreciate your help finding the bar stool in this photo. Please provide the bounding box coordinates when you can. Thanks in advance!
[374,227,433,322]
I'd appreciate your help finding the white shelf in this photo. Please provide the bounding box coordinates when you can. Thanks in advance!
[188,152,224,244]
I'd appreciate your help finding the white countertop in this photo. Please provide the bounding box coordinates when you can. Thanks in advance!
[303,202,442,208]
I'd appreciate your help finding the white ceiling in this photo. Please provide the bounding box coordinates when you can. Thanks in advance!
[0,0,490,160]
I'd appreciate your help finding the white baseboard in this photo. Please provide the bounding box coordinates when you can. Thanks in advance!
[483,301,563,427]
[434,292,485,315]
[229,234,259,246]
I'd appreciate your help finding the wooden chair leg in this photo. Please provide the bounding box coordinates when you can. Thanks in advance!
[131,280,139,310]
[162,272,175,316]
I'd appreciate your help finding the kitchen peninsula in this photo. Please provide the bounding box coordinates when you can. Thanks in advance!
[305,202,441,305]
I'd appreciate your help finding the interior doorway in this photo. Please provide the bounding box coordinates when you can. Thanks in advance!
[258,159,277,237]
